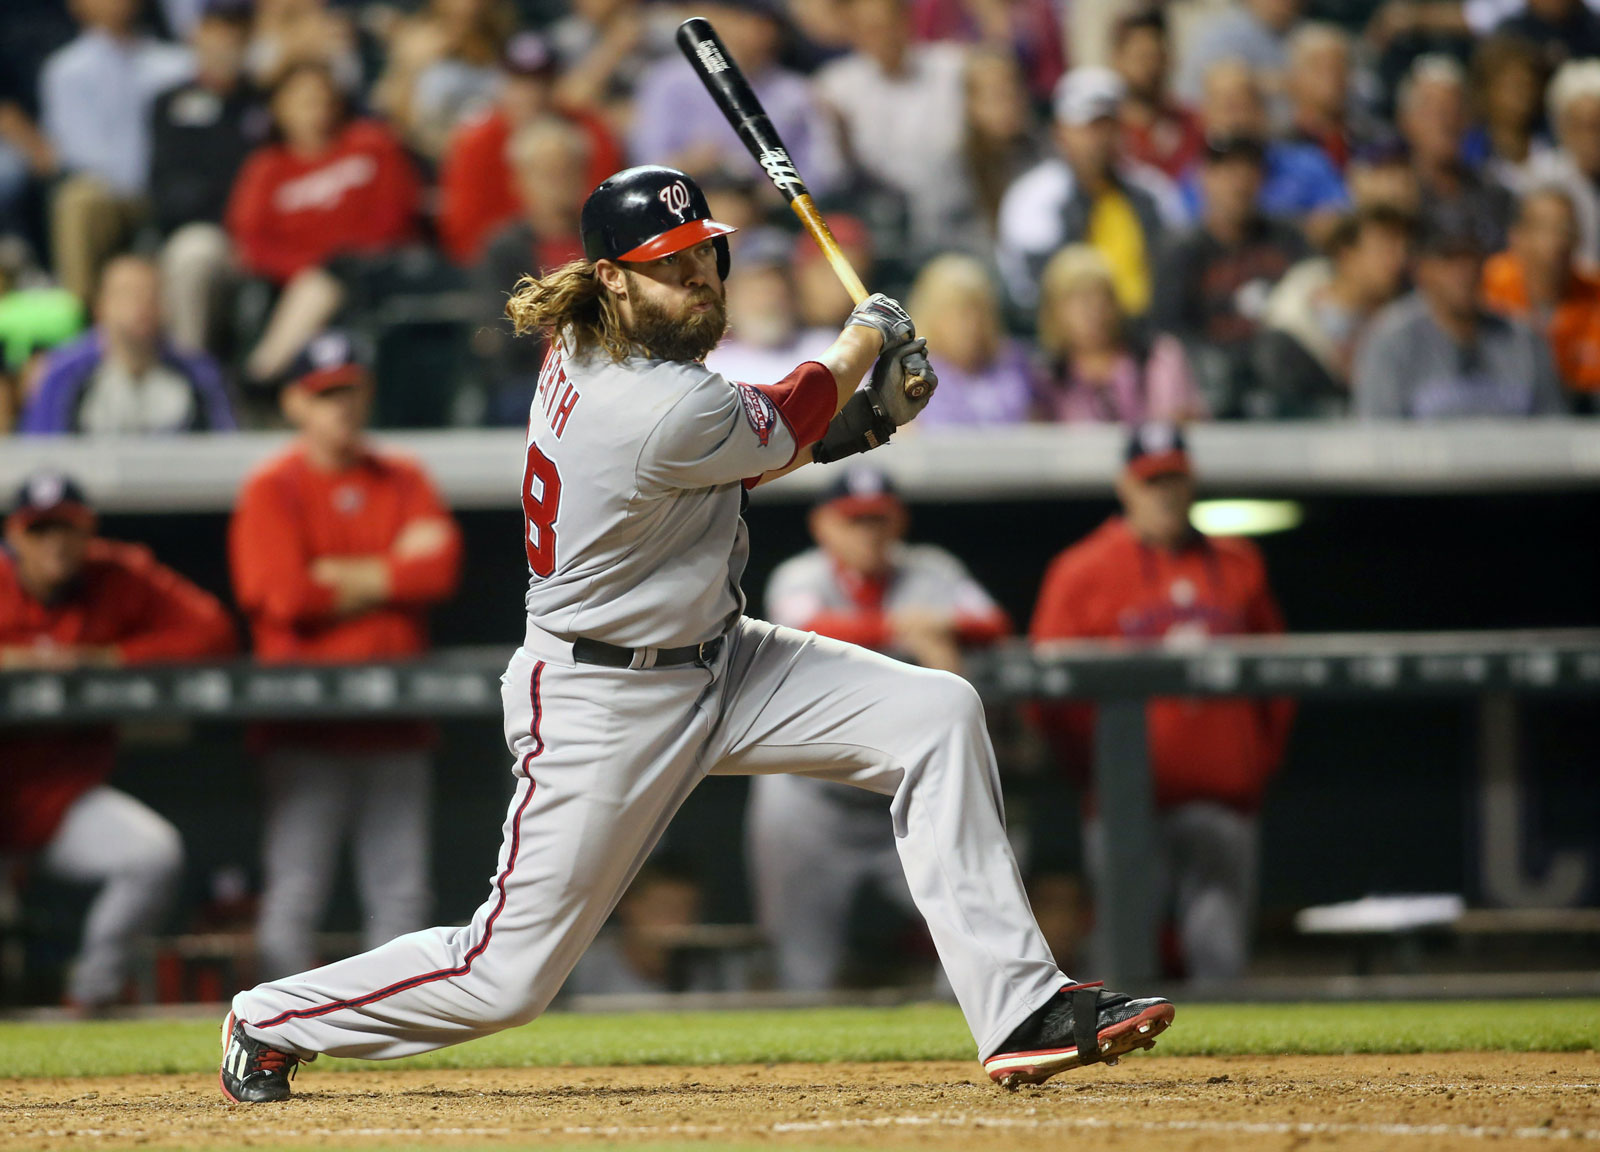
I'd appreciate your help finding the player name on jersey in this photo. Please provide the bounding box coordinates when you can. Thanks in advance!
[535,351,581,440]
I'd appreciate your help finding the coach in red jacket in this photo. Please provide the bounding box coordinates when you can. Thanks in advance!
[230,331,462,978]
[0,472,235,1011]
[226,63,421,385]
[1029,423,1293,983]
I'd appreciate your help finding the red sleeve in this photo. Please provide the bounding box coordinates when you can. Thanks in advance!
[110,551,237,664]
[753,361,837,450]
[1028,548,1099,642]
[226,150,300,282]
[229,471,339,626]
[1026,547,1099,784]
[801,609,892,649]
[385,466,463,605]
[954,606,1011,646]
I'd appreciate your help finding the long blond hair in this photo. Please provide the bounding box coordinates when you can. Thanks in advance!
[1036,245,1122,359]
[505,259,633,363]
[907,253,1003,368]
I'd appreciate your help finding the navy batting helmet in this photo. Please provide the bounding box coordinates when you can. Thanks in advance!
[581,166,737,280]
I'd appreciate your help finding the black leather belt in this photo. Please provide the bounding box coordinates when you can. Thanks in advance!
[571,635,724,670]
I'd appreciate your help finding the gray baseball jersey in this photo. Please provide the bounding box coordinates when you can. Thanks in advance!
[230,334,1071,1071]
[520,343,829,649]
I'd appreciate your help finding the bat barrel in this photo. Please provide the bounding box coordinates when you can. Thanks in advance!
[676,17,809,202]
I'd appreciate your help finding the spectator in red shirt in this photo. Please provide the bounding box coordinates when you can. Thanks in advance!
[437,32,623,267]
[1029,424,1293,983]
[227,63,421,385]
[229,332,462,978]
[0,471,235,1011]
[1112,9,1204,182]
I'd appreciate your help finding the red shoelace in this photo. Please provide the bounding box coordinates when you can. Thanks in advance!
[251,1049,296,1079]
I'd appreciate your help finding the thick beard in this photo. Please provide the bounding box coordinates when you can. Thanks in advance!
[624,275,729,362]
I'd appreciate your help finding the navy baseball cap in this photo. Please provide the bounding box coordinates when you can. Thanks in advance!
[816,466,903,517]
[1124,422,1191,480]
[9,470,95,529]
[288,330,370,394]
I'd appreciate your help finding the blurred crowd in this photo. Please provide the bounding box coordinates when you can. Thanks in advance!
[3,0,1600,434]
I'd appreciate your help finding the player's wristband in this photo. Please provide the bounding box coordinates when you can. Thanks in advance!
[810,388,895,464]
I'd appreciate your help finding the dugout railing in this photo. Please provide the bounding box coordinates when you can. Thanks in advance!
[4,629,1597,989]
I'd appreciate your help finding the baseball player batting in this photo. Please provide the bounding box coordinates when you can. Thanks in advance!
[219,165,1174,1102]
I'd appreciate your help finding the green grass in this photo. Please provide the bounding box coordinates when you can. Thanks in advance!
[0,1000,1594,1079]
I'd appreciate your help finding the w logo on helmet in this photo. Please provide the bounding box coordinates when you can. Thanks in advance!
[659,181,693,221]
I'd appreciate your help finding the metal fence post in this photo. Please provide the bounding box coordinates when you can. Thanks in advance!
[1093,697,1160,987]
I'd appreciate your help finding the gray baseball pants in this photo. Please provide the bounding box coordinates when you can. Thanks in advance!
[746,772,919,991]
[39,785,183,1007]
[232,617,1068,1061]
[256,748,432,980]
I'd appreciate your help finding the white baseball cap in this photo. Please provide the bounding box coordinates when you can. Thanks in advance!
[1053,67,1126,126]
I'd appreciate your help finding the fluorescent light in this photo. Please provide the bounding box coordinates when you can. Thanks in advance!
[1189,499,1303,536]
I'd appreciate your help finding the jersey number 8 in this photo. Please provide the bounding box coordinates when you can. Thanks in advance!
[522,444,562,577]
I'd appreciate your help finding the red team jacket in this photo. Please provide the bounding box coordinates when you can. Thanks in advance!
[226,119,422,284]
[1029,517,1294,813]
[0,540,236,852]
[229,446,463,750]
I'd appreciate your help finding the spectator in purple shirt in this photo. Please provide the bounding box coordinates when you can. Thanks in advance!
[1032,245,1207,424]
[628,0,839,195]
[20,254,234,435]
[905,253,1033,427]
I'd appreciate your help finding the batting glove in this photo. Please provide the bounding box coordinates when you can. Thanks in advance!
[845,293,915,349]
[868,337,937,427]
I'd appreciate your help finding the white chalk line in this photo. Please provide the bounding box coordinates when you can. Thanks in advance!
[30,1111,1600,1143]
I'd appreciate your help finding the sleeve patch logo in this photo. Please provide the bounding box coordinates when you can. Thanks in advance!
[736,383,778,447]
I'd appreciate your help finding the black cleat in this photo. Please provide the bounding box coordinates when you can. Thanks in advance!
[219,1011,305,1103]
[984,981,1175,1088]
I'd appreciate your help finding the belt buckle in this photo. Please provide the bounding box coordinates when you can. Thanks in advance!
[695,640,713,667]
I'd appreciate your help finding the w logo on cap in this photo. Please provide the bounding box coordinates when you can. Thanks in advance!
[27,474,66,508]
[308,331,354,369]
[659,181,692,221]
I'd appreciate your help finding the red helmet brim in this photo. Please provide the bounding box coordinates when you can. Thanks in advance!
[616,219,738,263]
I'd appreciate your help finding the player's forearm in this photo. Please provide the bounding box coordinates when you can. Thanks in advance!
[751,330,881,486]
[386,549,462,605]
[117,616,235,663]
[750,447,814,487]
[814,326,882,415]
[311,557,394,615]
